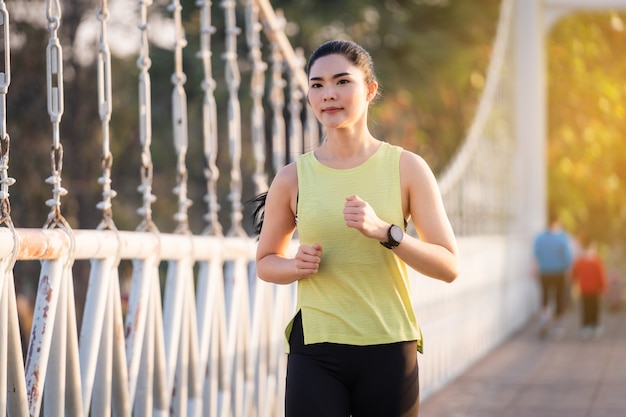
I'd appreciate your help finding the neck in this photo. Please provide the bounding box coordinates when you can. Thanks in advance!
[315,131,381,169]
[324,129,377,153]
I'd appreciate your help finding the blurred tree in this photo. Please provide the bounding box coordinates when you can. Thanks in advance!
[547,12,626,250]
[6,0,501,235]
[270,0,502,173]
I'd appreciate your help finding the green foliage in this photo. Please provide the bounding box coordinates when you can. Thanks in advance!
[6,0,500,234]
[271,0,502,173]
[547,12,626,249]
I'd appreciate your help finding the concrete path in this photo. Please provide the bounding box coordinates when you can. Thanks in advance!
[420,306,626,417]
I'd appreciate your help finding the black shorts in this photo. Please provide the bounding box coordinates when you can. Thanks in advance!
[285,311,419,417]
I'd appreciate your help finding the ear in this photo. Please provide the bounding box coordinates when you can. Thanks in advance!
[366,81,378,101]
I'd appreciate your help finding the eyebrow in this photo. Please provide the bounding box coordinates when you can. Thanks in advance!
[309,72,352,82]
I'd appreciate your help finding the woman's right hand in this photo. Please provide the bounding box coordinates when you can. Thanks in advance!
[295,243,323,278]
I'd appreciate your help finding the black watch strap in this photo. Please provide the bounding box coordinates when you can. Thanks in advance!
[380,224,402,249]
[380,240,395,249]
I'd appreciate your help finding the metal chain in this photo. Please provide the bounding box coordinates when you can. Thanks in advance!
[255,0,308,91]
[0,0,14,222]
[197,0,222,237]
[245,0,268,196]
[269,38,286,174]
[222,0,245,237]
[255,0,319,152]
[169,0,192,234]
[43,0,69,229]
[95,0,118,231]
[136,0,158,232]
[0,1,9,145]
[304,94,320,152]
[288,48,305,162]
[0,134,14,222]
[0,1,19,274]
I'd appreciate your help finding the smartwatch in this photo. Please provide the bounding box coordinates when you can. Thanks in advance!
[380,224,404,249]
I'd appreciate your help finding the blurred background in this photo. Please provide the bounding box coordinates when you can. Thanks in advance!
[5,0,626,297]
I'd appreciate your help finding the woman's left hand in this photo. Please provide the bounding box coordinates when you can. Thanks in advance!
[343,195,386,240]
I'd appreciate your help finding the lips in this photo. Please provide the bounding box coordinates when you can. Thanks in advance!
[322,106,342,113]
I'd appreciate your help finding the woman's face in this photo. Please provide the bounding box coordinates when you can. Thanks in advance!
[307,54,376,130]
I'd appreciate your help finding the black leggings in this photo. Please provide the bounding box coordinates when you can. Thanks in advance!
[285,312,419,417]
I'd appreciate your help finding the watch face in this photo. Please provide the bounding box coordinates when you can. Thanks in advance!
[390,225,404,243]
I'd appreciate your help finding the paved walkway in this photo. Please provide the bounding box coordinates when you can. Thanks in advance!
[420,306,626,417]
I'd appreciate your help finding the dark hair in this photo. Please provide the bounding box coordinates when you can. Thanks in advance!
[250,41,379,236]
[307,40,379,99]
[247,191,267,237]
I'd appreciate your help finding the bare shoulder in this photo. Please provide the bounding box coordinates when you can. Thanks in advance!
[270,162,298,191]
[266,161,298,215]
[399,150,437,185]
[400,149,428,168]
[399,149,443,222]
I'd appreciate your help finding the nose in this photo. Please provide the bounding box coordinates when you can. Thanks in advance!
[322,87,336,102]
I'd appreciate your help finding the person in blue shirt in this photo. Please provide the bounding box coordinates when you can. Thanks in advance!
[533,214,573,339]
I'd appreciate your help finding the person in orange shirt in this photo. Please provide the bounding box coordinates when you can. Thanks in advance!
[571,237,607,340]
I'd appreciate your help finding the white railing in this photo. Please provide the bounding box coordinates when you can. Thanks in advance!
[413,235,538,399]
[2,0,309,414]
[419,0,541,395]
[1,227,297,417]
[0,0,540,416]
[438,0,518,236]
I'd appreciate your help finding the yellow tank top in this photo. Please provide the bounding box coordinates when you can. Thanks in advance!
[288,142,423,353]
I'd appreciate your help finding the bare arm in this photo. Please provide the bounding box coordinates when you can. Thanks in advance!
[343,151,459,282]
[255,163,323,284]
[396,151,458,282]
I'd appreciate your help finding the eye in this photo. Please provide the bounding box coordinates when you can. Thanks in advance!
[337,79,350,85]
[309,83,322,89]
